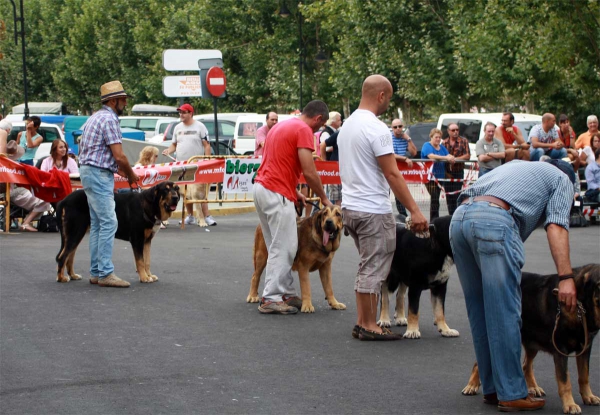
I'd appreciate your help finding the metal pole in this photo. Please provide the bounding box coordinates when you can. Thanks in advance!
[9,0,29,120]
[299,12,303,111]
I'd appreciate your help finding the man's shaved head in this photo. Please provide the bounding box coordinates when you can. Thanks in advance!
[360,75,393,116]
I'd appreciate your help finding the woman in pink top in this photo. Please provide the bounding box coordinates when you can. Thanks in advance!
[40,139,79,173]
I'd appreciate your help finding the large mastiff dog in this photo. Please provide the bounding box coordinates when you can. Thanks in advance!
[55,182,180,283]
[247,205,346,313]
[462,264,600,414]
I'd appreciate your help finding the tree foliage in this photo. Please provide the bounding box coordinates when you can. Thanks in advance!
[0,0,598,129]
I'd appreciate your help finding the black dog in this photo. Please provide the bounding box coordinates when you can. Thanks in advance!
[378,215,458,338]
[463,264,600,414]
[55,182,180,283]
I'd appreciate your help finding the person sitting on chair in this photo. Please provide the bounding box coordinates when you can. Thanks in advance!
[40,139,79,174]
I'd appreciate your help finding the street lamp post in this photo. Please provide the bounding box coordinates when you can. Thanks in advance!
[9,0,29,120]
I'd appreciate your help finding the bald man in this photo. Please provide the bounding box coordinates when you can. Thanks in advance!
[339,75,428,341]
[528,113,567,161]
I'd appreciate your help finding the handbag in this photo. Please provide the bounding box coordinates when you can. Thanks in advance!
[38,211,59,232]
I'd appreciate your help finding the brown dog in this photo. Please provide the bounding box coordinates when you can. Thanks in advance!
[246,205,346,313]
[462,264,600,414]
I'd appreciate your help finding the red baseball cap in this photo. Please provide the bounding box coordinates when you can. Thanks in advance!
[177,103,194,113]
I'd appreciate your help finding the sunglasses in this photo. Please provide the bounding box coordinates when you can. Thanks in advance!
[392,125,403,129]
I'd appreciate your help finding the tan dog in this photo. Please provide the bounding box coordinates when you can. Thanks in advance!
[247,205,346,313]
[183,183,211,227]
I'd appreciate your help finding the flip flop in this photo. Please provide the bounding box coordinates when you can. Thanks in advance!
[21,224,38,232]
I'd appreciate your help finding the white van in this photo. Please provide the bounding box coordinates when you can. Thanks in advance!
[233,114,295,155]
[436,113,542,160]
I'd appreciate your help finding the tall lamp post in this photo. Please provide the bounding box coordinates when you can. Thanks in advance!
[9,0,29,120]
[279,3,304,111]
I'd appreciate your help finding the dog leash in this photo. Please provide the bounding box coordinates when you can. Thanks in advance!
[551,288,588,358]
[295,200,321,217]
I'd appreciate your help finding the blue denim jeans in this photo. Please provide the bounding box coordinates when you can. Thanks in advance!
[450,201,528,401]
[529,147,567,161]
[79,165,118,278]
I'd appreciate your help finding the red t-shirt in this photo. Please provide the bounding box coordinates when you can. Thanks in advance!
[500,125,520,145]
[255,118,314,202]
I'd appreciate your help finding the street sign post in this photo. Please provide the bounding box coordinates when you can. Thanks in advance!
[206,67,227,97]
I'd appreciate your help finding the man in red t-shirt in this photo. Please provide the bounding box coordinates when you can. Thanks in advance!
[557,114,581,170]
[253,100,333,315]
[494,112,530,162]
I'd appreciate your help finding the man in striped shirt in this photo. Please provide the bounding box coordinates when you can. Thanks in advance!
[450,159,577,411]
[391,118,416,216]
[79,81,139,288]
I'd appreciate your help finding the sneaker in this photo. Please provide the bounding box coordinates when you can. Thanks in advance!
[97,274,130,288]
[184,215,197,225]
[282,294,302,310]
[205,215,217,226]
[258,299,298,315]
[89,276,98,284]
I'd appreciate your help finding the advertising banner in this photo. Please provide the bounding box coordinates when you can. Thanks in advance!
[222,158,261,194]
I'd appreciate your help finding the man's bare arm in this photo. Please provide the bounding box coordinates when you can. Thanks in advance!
[298,148,332,207]
[377,153,427,232]
[546,224,577,313]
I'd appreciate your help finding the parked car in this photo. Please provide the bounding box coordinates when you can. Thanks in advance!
[436,113,542,161]
[119,116,178,140]
[7,121,65,165]
[404,122,437,158]
[62,115,90,154]
[151,118,237,155]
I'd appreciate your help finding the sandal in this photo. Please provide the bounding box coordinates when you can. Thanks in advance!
[21,223,38,232]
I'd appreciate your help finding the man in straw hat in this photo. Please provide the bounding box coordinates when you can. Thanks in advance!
[78,80,139,288]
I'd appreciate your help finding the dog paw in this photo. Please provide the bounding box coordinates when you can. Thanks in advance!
[56,276,70,283]
[150,275,158,282]
[197,219,208,227]
[301,302,315,313]
[69,274,82,281]
[528,386,546,397]
[246,295,260,303]
[403,329,421,339]
[440,328,460,337]
[562,403,582,414]
[582,394,600,406]
[377,319,392,328]
[461,383,480,395]
[394,317,407,326]
[139,277,154,283]
[329,301,346,310]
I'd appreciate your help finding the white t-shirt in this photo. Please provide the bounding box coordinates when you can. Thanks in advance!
[173,120,209,162]
[338,109,394,213]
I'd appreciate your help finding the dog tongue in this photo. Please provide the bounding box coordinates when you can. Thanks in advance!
[323,231,330,246]
[170,205,177,210]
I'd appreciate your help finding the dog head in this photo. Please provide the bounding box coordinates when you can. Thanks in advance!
[314,205,343,252]
[145,181,180,221]
[577,264,600,332]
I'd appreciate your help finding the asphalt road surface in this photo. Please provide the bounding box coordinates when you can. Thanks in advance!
[1,213,599,415]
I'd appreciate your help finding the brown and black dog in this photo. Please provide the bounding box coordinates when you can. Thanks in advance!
[55,182,180,283]
[462,264,600,414]
[246,205,346,313]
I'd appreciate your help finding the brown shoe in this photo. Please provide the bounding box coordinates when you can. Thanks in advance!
[358,327,402,341]
[89,276,98,284]
[97,274,130,288]
[258,300,298,315]
[498,395,545,412]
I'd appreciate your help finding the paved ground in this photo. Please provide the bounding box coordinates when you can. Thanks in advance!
[1,212,599,415]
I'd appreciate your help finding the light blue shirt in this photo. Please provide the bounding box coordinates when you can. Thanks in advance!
[585,161,600,190]
[459,160,573,241]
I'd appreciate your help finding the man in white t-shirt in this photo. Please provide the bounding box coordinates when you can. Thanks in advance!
[339,74,428,341]
[162,103,217,226]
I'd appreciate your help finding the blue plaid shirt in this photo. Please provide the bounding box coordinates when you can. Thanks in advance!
[79,106,123,172]
[458,160,573,241]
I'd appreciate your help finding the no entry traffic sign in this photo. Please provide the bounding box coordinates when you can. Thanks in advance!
[206,67,226,97]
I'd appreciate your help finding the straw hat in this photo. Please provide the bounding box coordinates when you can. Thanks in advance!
[100,80,132,102]
[6,141,25,161]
